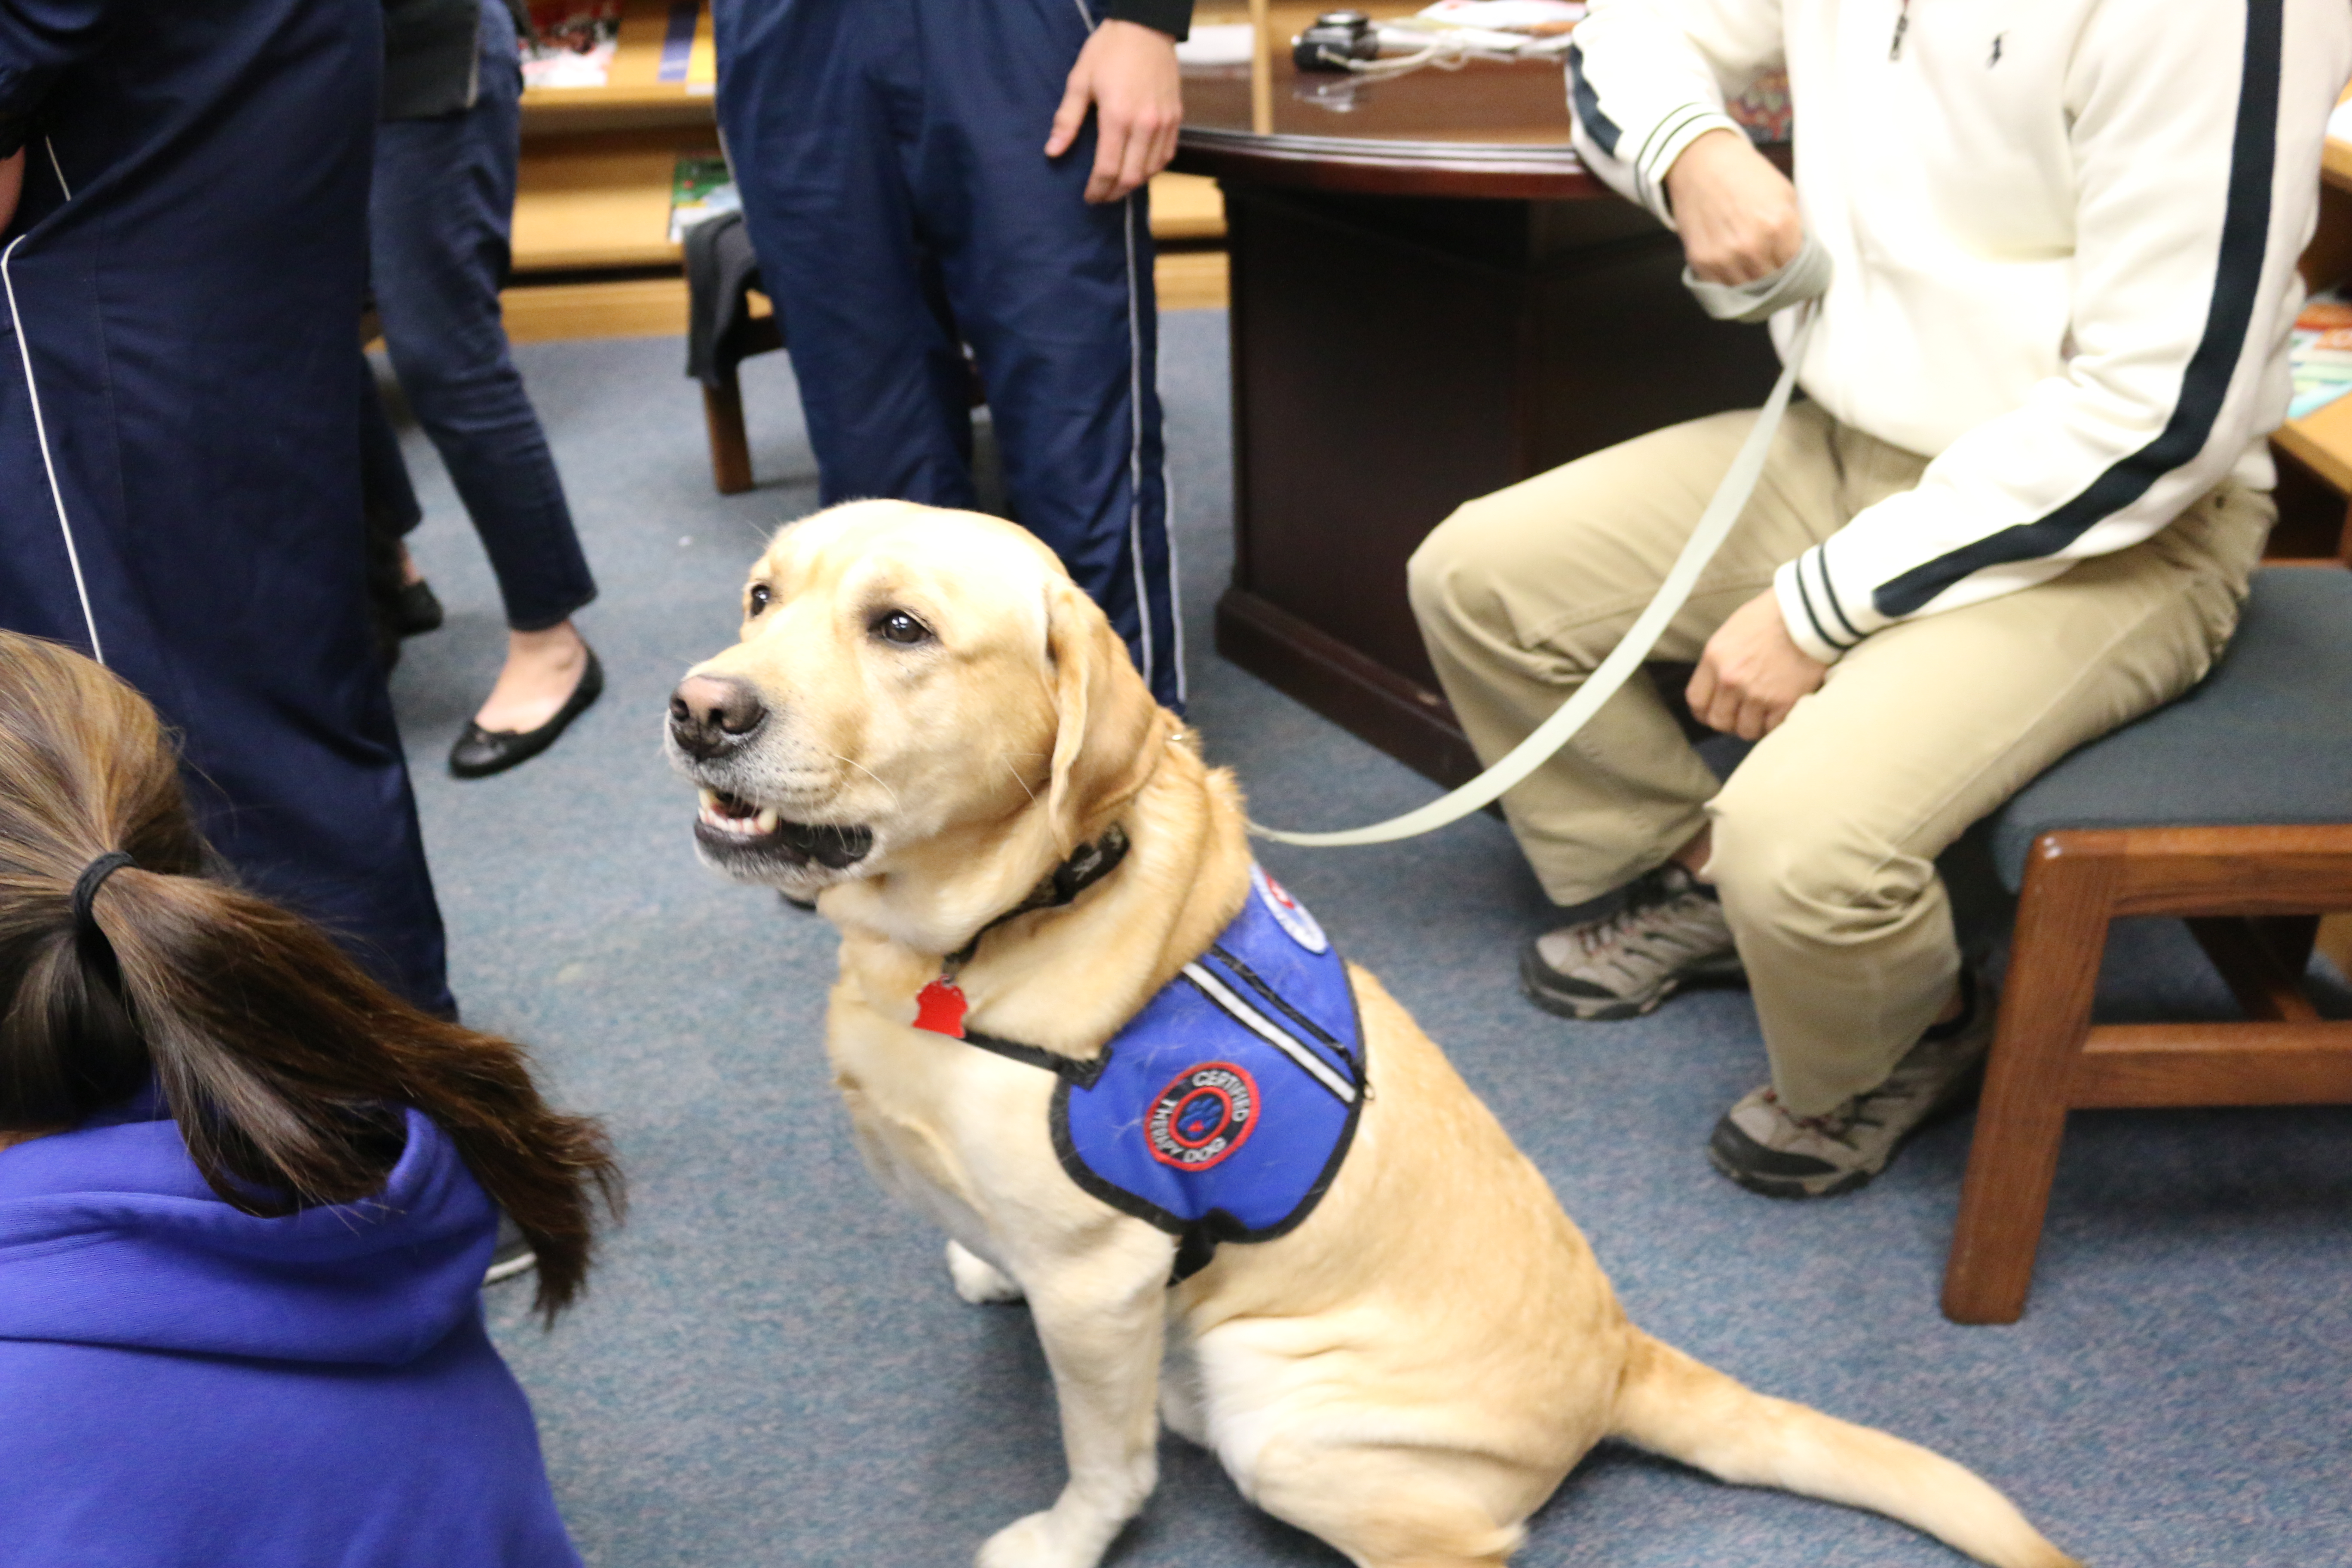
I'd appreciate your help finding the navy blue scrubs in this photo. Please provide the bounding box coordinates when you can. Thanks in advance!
[0,0,453,1013]
[713,0,1185,709]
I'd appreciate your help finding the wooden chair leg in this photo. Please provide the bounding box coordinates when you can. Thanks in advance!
[2189,916,2323,1023]
[2260,914,2321,975]
[703,373,754,496]
[1943,840,2121,1324]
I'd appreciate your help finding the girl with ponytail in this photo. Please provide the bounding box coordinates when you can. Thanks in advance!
[0,631,619,1567]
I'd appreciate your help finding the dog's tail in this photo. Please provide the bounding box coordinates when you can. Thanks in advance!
[1607,1331,2081,1568]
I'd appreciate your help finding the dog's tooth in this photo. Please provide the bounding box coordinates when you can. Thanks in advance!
[698,787,719,810]
[756,808,780,835]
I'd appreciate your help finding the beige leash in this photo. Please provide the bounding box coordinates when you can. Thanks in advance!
[1250,239,1831,848]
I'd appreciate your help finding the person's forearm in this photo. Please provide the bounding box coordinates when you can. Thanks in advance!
[1661,128,1798,285]
[1564,0,1775,223]
[0,150,23,233]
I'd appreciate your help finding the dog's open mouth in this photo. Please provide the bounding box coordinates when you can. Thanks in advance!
[695,788,874,869]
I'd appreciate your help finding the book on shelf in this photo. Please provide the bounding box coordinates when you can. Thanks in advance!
[522,1,621,90]
[2290,290,2352,422]
[669,154,738,242]
[654,1,714,90]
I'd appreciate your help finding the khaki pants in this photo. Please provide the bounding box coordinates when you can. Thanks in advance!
[1408,404,2272,1114]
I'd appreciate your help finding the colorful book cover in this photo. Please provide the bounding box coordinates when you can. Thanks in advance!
[657,1,696,83]
[2288,291,2352,421]
[686,1,717,94]
[669,154,739,242]
[522,0,622,89]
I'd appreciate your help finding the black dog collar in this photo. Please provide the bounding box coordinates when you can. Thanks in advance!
[940,824,1129,978]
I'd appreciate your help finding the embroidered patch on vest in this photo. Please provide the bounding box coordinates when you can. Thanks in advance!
[1251,864,1328,954]
[1145,1063,1259,1170]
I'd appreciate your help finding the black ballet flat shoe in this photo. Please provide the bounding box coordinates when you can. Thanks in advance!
[393,579,445,637]
[448,649,603,780]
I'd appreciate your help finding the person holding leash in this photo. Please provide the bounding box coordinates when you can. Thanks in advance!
[1409,0,2351,1197]
[710,0,1193,710]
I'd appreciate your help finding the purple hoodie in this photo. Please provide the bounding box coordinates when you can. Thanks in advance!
[0,1089,582,1568]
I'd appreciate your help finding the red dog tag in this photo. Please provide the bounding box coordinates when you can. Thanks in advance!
[913,978,969,1038]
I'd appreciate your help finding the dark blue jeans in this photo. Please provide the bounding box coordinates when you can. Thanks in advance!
[372,0,596,633]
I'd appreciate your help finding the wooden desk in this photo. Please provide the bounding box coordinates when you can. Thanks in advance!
[1175,8,1781,787]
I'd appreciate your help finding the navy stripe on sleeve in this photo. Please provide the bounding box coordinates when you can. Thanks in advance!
[1568,44,1624,156]
[1791,555,1851,652]
[1871,0,2282,621]
[1809,551,1865,644]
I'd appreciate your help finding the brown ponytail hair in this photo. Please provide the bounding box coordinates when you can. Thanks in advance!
[0,631,620,1320]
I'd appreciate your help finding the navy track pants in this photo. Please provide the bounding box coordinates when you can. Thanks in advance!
[713,0,1183,708]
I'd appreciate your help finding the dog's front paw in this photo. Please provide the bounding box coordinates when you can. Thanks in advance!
[975,1510,1097,1568]
[947,1239,1025,1305]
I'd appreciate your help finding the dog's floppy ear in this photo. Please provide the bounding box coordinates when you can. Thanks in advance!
[1043,576,1167,851]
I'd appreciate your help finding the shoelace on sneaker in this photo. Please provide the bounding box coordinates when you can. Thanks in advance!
[1571,870,1703,956]
[1759,1088,1881,1147]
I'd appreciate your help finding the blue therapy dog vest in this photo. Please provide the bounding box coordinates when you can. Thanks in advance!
[952,867,1366,1280]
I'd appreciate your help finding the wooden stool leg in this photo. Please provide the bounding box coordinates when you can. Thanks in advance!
[2260,914,2321,975]
[703,373,754,496]
[1943,843,2120,1324]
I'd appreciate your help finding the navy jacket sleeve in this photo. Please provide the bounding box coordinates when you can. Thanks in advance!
[1102,0,1191,41]
[0,0,114,158]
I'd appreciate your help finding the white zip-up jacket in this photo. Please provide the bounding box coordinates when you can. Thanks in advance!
[1566,0,2352,663]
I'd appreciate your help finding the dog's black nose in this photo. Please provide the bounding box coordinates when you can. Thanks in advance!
[669,674,767,759]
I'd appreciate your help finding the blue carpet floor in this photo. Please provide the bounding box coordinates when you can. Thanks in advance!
[383,317,2352,1568]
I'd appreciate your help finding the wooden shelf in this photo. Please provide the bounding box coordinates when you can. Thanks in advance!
[519,0,715,134]
[2275,93,2352,512]
[513,127,719,272]
[1152,173,1225,241]
[2278,388,2352,496]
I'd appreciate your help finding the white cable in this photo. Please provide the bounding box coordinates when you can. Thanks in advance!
[1123,193,1155,697]
[1314,24,1572,79]
[1164,463,1188,707]
[43,136,68,201]
[1250,299,1822,848]
[3,232,104,665]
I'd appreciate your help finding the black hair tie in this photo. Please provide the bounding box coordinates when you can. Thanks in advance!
[71,851,136,948]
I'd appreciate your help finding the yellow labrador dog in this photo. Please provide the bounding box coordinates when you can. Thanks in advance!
[666,500,2076,1568]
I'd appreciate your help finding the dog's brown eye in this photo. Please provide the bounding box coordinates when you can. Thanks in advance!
[873,609,931,646]
[747,583,772,615]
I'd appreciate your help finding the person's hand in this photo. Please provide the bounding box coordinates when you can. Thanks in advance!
[0,150,24,235]
[1686,588,1827,740]
[1046,19,1184,205]
[1662,127,1800,285]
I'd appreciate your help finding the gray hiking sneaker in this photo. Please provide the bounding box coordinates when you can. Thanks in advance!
[1519,862,1743,1021]
[1708,971,1997,1199]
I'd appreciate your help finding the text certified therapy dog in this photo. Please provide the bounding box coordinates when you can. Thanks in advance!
[664,501,2077,1568]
